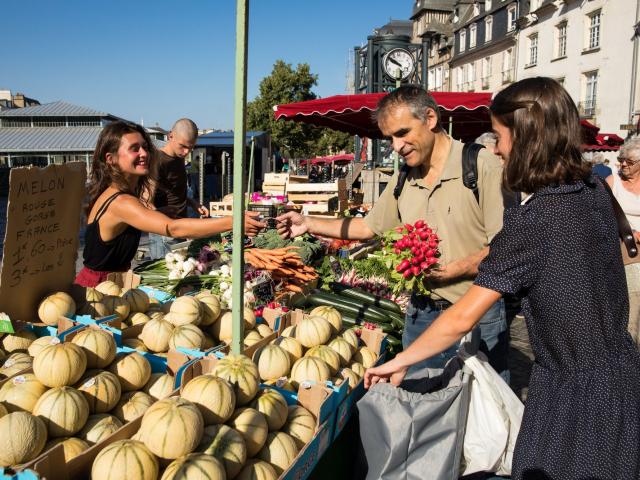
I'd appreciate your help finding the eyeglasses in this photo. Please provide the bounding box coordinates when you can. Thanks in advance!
[618,156,639,166]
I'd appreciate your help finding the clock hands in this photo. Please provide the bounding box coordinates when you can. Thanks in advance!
[389,57,402,67]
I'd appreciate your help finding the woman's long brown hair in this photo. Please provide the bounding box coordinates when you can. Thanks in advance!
[86,121,157,217]
[490,77,591,193]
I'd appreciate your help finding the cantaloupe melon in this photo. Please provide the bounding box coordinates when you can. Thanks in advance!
[0,403,6,418]
[195,292,222,326]
[350,362,365,378]
[161,453,226,480]
[256,323,274,338]
[236,460,278,480]
[250,388,288,431]
[112,391,155,423]
[33,386,89,437]
[108,351,151,392]
[227,407,268,458]
[76,370,121,414]
[304,345,341,376]
[78,413,123,444]
[143,373,175,400]
[202,332,217,350]
[33,342,87,388]
[336,368,361,392]
[181,374,235,425]
[168,324,205,351]
[0,352,32,377]
[243,329,263,348]
[282,405,316,449]
[309,306,342,334]
[44,436,89,462]
[79,301,110,319]
[342,329,359,351]
[148,310,165,321]
[0,373,47,413]
[139,318,174,353]
[212,309,256,343]
[290,356,330,388]
[122,338,148,352]
[2,329,37,353]
[272,336,304,364]
[328,337,353,366]
[212,353,259,405]
[102,295,131,322]
[160,453,230,480]
[166,296,202,326]
[197,424,247,479]
[38,292,76,326]
[28,336,60,358]
[95,280,121,296]
[294,316,332,348]
[0,411,47,467]
[138,397,203,460]
[71,328,117,369]
[257,431,299,475]
[253,344,291,381]
[127,312,151,326]
[84,287,104,303]
[353,346,378,368]
[122,289,150,313]
[280,325,295,338]
[263,378,296,392]
[91,439,158,480]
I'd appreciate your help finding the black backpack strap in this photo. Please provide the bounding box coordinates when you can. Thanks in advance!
[462,143,485,205]
[393,163,411,200]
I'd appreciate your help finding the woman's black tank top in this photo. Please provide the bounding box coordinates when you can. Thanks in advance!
[83,192,142,271]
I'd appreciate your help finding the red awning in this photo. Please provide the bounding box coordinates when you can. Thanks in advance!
[274,92,493,141]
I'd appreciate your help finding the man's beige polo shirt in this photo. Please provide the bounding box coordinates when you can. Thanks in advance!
[364,139,504,303]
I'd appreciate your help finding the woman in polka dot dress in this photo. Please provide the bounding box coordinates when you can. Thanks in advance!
[365,77,640,480]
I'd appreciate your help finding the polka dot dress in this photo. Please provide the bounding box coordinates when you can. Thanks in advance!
[475,180,640,480]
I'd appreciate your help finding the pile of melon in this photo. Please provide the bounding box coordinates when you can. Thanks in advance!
[249,306,379,393]
[0,329,176,469]
[91,353,318,480]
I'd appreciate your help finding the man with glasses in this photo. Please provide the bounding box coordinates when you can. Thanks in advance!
[148,118,209,259]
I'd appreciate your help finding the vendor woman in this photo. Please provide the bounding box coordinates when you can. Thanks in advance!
[75,121,264,287]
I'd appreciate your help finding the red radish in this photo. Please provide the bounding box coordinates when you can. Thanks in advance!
[415,220,425,228]
[403,269,414,279]
[397,259,411,272]
[420,261,429,270]
[412,257,421,266]
[411,266,421,276]
[405,224,414,232]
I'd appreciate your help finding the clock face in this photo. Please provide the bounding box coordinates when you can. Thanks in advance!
[383,48,415,80]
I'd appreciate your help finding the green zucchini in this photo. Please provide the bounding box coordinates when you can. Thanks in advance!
[331,283,402,314]
[307,292,389,322]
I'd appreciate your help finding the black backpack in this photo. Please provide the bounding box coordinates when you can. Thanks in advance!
[393,143,485,203]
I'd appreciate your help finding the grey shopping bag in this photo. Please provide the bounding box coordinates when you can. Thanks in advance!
[357,357,472,480]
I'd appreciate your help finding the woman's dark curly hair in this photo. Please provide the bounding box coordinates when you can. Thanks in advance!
[86,121,157,216]
[490,77,591,193]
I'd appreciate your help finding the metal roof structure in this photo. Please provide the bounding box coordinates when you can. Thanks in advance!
[0,126,165,153]
[0,100,113,118]
[196,130,268,148]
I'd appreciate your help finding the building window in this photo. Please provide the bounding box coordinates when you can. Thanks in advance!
[507,4,517,32]
[502,48,513,83]
[485,0,492,10]
[485,16,493,42]
[581,71,598,116]
[481,57,491,88]
[457,67,464,90]
[460,29,466,52]
[530,0,540,11]
[435,66,443,89]
[470,24,477,48]
[587,10,601,49]
[473,3,480,16]
[528,34,538,66]
[556,22,567,58]
[428,69,435,89]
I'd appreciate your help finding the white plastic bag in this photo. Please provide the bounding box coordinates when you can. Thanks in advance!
[458,340,524,476]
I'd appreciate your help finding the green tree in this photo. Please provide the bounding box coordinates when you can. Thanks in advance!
[248,60,354,159]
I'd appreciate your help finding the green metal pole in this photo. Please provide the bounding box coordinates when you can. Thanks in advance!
[231,0,249,355]
[246,136,255,207]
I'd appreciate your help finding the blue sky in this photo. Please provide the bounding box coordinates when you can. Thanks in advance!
[0,0,410,130]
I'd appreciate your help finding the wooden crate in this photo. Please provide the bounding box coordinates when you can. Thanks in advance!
[209,201,233,216]
[286,179,347,216]
[263,172,289,186]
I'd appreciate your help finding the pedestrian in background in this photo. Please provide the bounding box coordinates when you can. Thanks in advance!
[366,77,640,480]
[148,118,210,259]
[606,136,640,345]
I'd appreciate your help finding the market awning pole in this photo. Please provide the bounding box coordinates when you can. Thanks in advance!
[231,0,249,355]
[246,136,255,207]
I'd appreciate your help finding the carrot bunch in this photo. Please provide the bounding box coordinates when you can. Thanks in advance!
[244,247,318,292]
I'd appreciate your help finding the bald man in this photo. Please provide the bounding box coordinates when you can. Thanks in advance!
[149,118,209,259]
